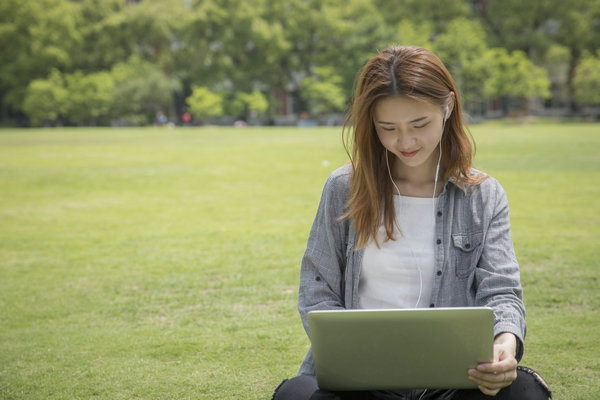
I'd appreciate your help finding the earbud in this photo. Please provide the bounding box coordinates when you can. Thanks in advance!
[444,104,449,120]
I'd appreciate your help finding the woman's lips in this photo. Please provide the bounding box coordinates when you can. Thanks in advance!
[400,150,419,157]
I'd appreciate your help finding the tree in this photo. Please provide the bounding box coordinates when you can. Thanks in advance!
[433,18,489,114]
[176,0,287,92]
[69,0,124,72]
[542,44,571,109]
[21,57,181,126]
[572,53,600,106]
[469,0,558,57]
[482,48,551,113]
[229,90,269,122]
[374,0,470,34]
[395,20,434,49]
[22,70,68,126]
[186,86,224,123]
[111,57,182,125]
[63,71,115,126]
[87,0,189,72]
[299,67,347,115]
[3,0,598,125]
[471,0,600,111]
[0,0,81,116]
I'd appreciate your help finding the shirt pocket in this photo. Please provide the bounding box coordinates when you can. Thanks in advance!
[451,232,483,279]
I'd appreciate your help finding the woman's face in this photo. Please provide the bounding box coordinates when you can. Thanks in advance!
[373,96,447,175]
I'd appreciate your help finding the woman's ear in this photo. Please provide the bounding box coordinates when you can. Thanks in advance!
[445,92,455,120]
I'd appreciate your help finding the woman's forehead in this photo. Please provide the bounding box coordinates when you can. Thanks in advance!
[374,96,439,122]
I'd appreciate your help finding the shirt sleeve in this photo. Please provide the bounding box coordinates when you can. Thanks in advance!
[475,180,527,361]
[298,169,350,337]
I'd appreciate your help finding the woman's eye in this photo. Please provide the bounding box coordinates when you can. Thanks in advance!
[414,121,430,129]
[382,127,395,131]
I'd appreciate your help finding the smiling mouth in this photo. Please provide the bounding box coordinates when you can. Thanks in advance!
[400,150,419,157]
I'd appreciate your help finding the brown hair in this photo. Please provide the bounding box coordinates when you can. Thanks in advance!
[342,45,484,249]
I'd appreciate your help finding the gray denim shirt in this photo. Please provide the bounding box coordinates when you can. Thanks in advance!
[297,164,526,376]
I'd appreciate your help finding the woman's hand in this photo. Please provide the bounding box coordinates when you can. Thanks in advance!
[467,332,518,396]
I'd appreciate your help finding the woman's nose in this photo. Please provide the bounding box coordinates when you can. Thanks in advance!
[396,131,415,149]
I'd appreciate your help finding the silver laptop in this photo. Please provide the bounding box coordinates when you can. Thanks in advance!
[307,307,494,391]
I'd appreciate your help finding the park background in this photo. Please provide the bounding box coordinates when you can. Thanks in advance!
[1,0,600,126]
[1,1,600,399]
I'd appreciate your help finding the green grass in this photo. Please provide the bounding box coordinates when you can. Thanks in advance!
[0,123,598,399]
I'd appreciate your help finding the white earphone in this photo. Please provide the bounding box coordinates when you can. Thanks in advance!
[433,105,447,202]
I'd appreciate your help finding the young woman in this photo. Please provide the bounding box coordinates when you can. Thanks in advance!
[273,46,551,400]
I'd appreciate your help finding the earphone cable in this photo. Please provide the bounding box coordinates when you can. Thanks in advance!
[384,111,446,308]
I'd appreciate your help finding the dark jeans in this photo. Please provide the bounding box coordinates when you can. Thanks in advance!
[272,366,551,400]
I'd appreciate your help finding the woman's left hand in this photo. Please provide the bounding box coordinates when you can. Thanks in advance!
[467,332,518,396]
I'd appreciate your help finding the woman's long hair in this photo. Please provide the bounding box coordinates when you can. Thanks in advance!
[342,46,484,249]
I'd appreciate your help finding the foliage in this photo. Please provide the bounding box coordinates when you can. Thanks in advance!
[375,0,470,34]
[433,18,489,111]
[110,57,182,125]
[2,0,599,125]
[0,0,81,109]
[470,0,600,109]
[23,69,117,127]
[186,86,224,122]
[20,57,181,126]
[541,44,572,106]
[482,49,551,108]
[63,71,115,126]
[21,70,68,126]
[395,20,434,50]
[69,0,125,71]
[300,67,347,115]
[572,53,600,106]
[229,90,270,121]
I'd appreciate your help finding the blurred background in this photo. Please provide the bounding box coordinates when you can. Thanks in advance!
[1,0,599,127]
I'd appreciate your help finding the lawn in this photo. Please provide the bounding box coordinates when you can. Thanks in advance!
[0,123,598,399]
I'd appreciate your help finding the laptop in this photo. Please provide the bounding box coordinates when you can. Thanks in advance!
[307,307,494,391]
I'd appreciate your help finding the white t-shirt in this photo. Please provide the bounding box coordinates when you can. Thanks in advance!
[358,195,436,309]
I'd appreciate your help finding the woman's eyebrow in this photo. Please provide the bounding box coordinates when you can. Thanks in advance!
[409,116,428,123]
[376,116,428,125]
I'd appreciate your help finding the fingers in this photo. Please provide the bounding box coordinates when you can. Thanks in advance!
[468,340,519,396]
[468,366,518,395]
[477,354,517,374]
[468,368,517,385]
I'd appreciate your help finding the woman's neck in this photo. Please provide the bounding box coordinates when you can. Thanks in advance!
[392,151,443,198]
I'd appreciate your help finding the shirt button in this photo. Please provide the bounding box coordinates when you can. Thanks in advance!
[437,211,442,217]
[465,243,471,249]
[315,276,321,282]
[436,239,442,244]
[437,270,442,276]
[429,303,435,308]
